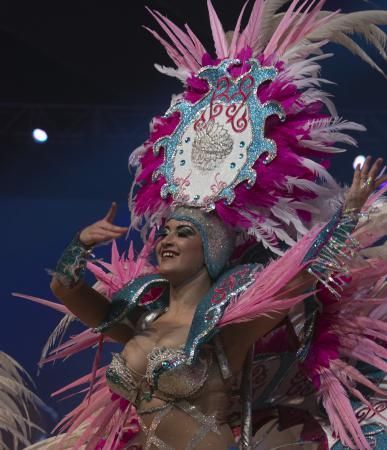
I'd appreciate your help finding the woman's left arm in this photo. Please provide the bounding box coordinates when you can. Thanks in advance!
[222,156,387,372]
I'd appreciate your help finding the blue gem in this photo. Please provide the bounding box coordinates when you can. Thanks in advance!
[240,141,245,148]
[239,153,244,159]
[185,137,191,143]
[194,195,200,200]
[180,160,186,166]
[230,162,236,169]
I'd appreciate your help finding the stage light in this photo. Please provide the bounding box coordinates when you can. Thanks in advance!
[32,128,48,143]
[353,155,366,170]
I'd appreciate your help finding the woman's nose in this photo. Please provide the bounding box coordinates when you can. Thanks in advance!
[161,232,175,246]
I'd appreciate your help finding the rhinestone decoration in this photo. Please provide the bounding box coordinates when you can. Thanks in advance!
[303,207,360,298]
[94,274,169,333]
[191,120,233,171]
[106,353,138,404]
[169,207,235,279]
[153,59,285,210]
[184,264,258,364]
[146,347,210,397]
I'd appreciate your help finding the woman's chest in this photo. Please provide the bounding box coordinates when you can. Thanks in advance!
[121,319,191,376]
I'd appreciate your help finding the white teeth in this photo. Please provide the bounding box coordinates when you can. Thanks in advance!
[162,252,176,258]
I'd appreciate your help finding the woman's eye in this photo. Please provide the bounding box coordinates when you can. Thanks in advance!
[157,229,168,238]
[177,228,195,237]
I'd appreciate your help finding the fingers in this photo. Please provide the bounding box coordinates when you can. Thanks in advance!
[100,223,128,233]
[375,173,387,188]
[368,157,383,181]
[87,229,126,245]
[360,155,372,179]
[356,156,386,188]
[352,162,362,185]
[104,202,117,223]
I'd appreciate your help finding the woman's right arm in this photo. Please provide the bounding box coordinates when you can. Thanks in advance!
[51,202,135,344]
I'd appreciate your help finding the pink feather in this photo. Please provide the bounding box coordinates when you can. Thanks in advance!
[206,0,229,58]
[12,293,68,314]
[146,8,199,72]
[239,0,265,54]
[264,0,312,57]
[184,24,207,57]
[143,26,188,69]
[228,1,249,58]
[151,9,203,66]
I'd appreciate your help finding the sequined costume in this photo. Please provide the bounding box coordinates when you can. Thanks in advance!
[16,1,387,449]
[106,342,235,449]
[95,266,256,449]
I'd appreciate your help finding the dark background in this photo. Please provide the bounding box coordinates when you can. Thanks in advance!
[1,0,386,437]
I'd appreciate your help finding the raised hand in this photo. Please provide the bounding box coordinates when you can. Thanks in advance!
[344,156,387,212]
[79,202,128,247]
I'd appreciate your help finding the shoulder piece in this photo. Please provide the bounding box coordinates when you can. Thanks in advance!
[94,274,169,333]
[184,264,258,364]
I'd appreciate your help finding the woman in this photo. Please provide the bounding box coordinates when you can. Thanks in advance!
[22,1,387,448]
[44,157,386,450]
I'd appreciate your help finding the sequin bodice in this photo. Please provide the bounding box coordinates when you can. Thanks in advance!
[105,336,236,449]
[106,345,211,408]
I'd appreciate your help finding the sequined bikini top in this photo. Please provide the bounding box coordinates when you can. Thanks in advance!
[106,345,212,411]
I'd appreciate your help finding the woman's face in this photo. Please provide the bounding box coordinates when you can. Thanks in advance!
[156,219,205,282]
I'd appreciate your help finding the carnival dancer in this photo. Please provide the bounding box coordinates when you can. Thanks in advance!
[18,1,387,449]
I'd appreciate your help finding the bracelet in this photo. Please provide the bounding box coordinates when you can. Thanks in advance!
[52,234,94,288]
[303,206,360,298]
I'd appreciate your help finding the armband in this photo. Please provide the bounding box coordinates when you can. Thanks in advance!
[303,207,362,297]
[51,234,94,288]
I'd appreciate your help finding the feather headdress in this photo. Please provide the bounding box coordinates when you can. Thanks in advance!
[129,0,387,256]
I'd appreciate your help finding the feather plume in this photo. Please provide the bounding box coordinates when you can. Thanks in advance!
[0,352,46,449]
[39,314,75,369]
[228,1,249,58]
[238,0,265,52]
[154,63,190,83]
[207,0,229,58]
[258,0,292,53]
[146,8,201,70]
[307,11,387,76]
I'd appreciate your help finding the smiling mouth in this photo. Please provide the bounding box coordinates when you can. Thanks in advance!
[161,251,179,259]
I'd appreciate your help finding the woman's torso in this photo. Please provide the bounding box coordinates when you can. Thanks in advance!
[106,310,237,449]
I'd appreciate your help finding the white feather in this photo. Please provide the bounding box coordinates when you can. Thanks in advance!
[154,64,190,83]
[257,2,289,53]
[300,87,337,116]
[306,11,387,76]
[39,314,75,368]
[271,200,309,235]
[299,158,339,188]
[285,176,331,195]
[0,353,45,448]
